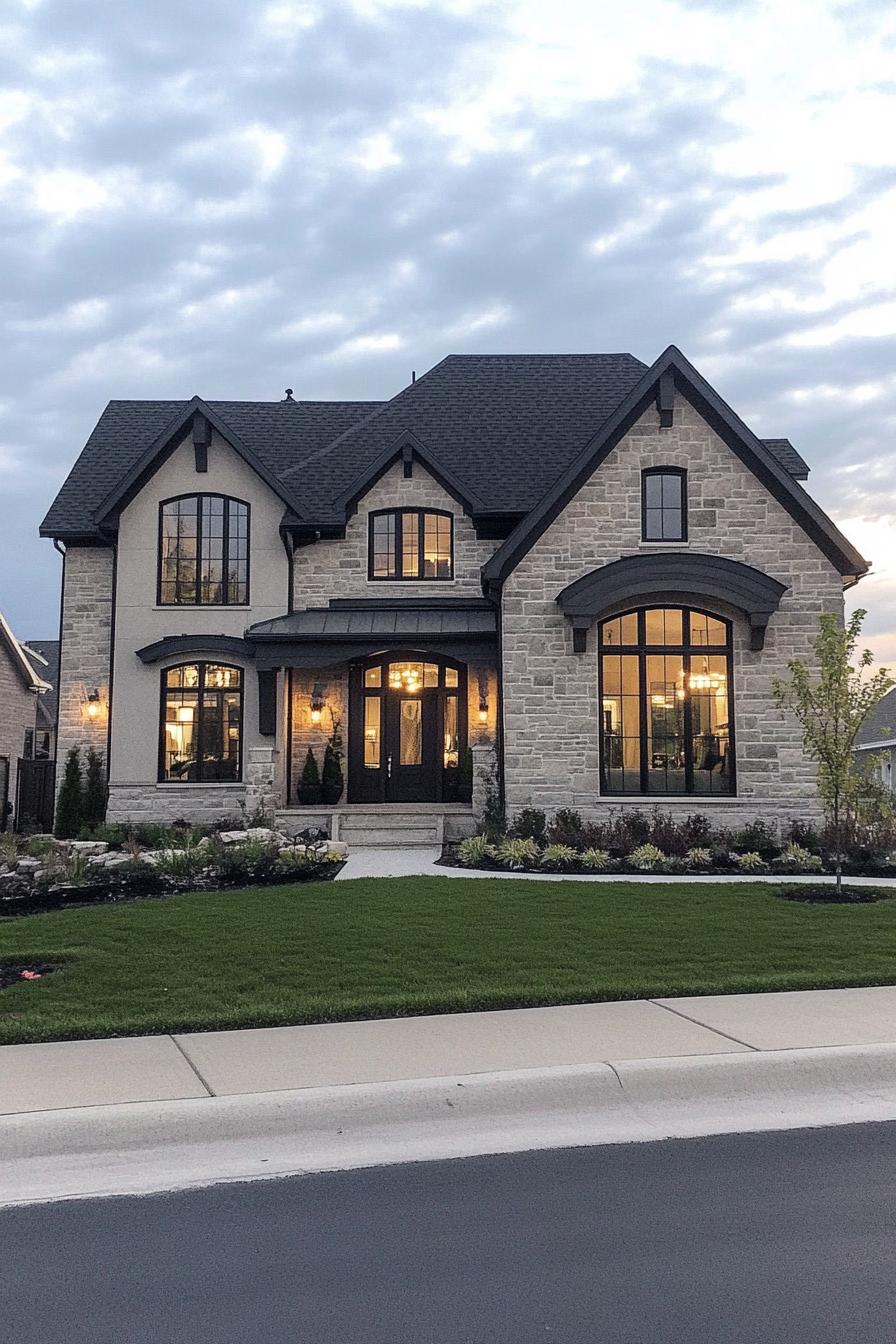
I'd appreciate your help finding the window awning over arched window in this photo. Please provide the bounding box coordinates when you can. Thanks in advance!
[556,553,788,651]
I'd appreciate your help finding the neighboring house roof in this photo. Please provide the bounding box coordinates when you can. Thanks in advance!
[40,354,816,542]
[482,346,868,585]
[854,687,896,749]
[0,612,52,694]
[23,639,59,727]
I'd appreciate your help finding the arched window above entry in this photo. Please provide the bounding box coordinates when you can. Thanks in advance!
[599,607,734,797]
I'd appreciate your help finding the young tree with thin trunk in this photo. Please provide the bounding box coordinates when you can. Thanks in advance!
[773,609,893,895]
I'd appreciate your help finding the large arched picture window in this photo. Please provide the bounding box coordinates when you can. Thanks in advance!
[159,495,249,605]
[599,607,734,795]
[159,663,243,782]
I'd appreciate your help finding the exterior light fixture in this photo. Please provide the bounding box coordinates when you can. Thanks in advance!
[310,683,325,724]
[85,688,102,719]
[477,671,489,723]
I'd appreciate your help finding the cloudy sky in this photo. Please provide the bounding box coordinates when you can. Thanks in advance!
[1,0,894,661]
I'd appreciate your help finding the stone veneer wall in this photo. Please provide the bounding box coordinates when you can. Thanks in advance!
[501,393,846,828]
[293,461,496,605]
[55,546,115,801]
[0,641,39,828]
[288,659,498,808]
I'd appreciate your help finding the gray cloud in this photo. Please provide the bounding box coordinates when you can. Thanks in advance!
[0,0,894,662]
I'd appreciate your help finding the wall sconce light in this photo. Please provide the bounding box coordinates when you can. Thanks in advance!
[477,673,489,724]
[84,688,102,720]
[310,683,325,725]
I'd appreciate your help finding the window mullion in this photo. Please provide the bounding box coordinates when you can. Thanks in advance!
[195,497,203,606]
[196,665,205,782]
[418,511,425,580]
[222,497,230,605]
[394,511,401,579]
[683,652,694,793]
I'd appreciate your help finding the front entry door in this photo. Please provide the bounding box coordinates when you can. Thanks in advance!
[384,692,439,801]
[347,654,469,804]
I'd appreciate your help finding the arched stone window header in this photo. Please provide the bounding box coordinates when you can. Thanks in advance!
[557,553,787,651]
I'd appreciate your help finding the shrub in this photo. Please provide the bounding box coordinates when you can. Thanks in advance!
[209,839,280,883]
[648,811,690,857]
[497,837,541,870]
[480,766,505,841]
[321,743,343,805]
[546,809,586,849]
[457,835,497,867]
[55,746,84,840]
[83,747,107,831]
[0,834,20,863]
[581,847,612,871]
[685,846,712,870]
[154,840,209,882]
[601,809,651,855]
[509,809,547,843]
[733,850,766,872]
[629,843,666,872]
[732,819,780,860]
[773,842,824,874]
[786,818,823,854]
[682,814,713,847]
[540,843,578,871]
[298,748,322,805]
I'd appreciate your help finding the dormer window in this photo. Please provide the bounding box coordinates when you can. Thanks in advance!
[368,509,453,581]
[159,495,249,605]
[642,468,687,542]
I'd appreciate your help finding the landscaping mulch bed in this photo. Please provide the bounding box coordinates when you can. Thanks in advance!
[0,961,58,989]
[775,885,894,904]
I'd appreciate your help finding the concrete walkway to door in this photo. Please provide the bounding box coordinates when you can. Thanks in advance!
[334,847,896,884]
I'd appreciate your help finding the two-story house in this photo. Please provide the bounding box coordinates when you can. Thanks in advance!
[41,346,868,844]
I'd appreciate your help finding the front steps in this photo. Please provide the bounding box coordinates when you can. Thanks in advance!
[276,803,476,848]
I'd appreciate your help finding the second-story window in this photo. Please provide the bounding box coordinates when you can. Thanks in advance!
[368,509,453,580]
[642,468,687,542]
[159,494,249,605]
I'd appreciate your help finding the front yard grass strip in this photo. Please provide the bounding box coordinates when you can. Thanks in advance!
[1,876,895,1045]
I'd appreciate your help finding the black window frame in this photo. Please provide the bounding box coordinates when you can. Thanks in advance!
[641,468,687,542]
[598,606,736,797]
[157,493,251,607]
[157,662,244,784]
[367,508,454,581]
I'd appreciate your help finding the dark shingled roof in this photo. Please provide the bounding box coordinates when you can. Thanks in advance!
[761,438,810,480]
[855,688,896,748]
[41,355,815,540]
[40,400,381,538]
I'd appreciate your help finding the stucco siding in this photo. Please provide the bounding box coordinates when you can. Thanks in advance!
[501,392,844,826]
[105,430,289,821]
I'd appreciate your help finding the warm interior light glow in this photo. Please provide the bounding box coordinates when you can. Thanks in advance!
[177,705,194,723]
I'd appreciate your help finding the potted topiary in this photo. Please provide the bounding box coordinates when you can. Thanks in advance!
[297,747,322,805]
[321,742,343,805]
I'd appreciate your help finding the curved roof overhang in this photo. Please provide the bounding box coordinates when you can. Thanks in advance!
[135,635,256,665]
[556,553,788,651]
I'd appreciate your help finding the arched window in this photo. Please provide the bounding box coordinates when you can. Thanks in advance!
[159,495,249,605]
[368,509,453,580]
[159,663,243,782]
[599,607,734,796]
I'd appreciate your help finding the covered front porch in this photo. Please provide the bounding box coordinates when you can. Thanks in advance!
[246,598,499,824]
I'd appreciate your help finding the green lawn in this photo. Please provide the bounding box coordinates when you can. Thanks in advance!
[0,877,894,1045]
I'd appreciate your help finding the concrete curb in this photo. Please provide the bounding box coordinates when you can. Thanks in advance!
[4,1044,896,1207]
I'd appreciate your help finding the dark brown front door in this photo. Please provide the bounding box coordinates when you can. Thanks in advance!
[384,691,439,801]
[347,654,469,804]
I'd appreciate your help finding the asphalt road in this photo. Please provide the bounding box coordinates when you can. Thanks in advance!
[2,1122,895,1343]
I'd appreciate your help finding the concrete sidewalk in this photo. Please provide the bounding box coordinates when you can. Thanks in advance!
[6,985,896,1116]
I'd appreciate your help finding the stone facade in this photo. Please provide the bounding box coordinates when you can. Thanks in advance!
[293,461,496,605]
[55,546,114,799]
[501,392,844,828]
